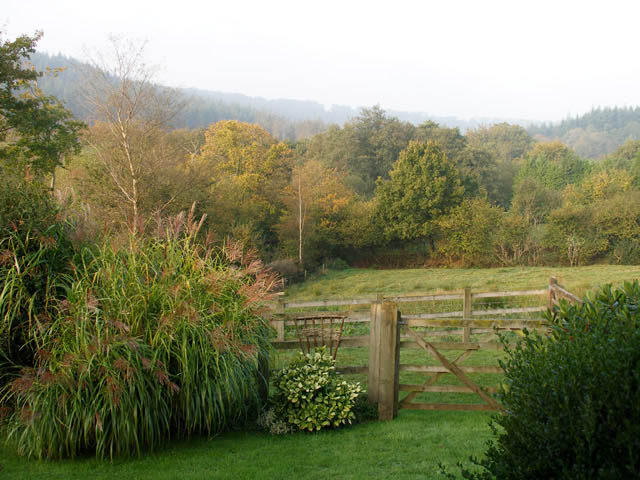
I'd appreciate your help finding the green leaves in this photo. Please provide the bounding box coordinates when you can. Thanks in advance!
[0,32,84,174]
[375,141,464,243]
[462,282,640,479]
[272,348,361,432]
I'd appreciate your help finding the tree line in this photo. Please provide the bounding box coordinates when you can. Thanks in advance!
[5,34,640,277]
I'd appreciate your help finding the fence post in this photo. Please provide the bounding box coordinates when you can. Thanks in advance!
[275,298,285,341]
[549,277,557,309]
[463,287,472,343]
[368,299,381,404]
[369,300,399,421]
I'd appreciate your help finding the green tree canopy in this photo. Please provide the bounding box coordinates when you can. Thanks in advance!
[375,141,463,244]
[413,120,467,159]
[466,123,534,163]
[515,141,589,190]
[0,31,83,174]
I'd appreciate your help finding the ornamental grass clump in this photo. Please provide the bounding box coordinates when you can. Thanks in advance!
[273,348,361,432]
[4,214,276,459]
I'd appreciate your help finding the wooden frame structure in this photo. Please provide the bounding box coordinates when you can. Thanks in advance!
[292,314,345,359]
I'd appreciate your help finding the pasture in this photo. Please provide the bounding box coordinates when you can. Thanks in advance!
[285,264,640,299]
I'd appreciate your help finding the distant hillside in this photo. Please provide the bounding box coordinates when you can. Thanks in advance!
[31,51,535,141]
[30,52,328,141]
[31,51,640,154]
[528,107,640,158]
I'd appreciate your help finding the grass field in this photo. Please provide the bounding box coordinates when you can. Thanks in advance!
[5,265,637,478]
[284,265,640,300]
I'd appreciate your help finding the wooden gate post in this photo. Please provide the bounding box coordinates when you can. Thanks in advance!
[368,300,400,421]
[274,298,285,341]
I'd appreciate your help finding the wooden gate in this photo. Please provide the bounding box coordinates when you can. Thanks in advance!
[367,294,548,418]
[399,323,502,412]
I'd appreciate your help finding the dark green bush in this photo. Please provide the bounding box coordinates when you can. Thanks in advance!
[5,225,276,459]
[453,282,640,479]
[609,238,640,264]
[273,348,361,432]
[326,258,349,271]
[0,170,75,377]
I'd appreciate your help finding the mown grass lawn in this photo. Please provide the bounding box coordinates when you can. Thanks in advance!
[1,410,491,479]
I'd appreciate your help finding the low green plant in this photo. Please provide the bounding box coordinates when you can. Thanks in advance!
[273,348,361,432]
[447,282,640,479]
[256,406,294,435]
[326,258,349,271]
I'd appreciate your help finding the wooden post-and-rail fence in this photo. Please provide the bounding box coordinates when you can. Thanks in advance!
[270,277,581,420]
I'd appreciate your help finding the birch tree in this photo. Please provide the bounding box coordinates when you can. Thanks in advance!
[80,37,187,234]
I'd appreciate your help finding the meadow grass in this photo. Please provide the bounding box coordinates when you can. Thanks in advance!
[285,265,640,300]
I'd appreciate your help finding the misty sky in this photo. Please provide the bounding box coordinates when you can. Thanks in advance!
[3,0,639,122]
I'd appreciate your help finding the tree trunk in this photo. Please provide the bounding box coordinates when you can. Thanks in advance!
[298,175,303,265]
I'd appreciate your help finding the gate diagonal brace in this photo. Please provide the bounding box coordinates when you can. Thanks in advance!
[402,326,503,411]
[400,349,474,406]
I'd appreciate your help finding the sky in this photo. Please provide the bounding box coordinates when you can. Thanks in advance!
[3,0,640,122]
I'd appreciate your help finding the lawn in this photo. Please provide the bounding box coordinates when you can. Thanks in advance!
[1,410,491,479]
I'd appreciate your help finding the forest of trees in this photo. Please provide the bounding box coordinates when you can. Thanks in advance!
[6,36,640,279]
[529,106,640,157]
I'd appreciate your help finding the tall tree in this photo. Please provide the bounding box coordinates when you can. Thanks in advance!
[466,123,534,163]
[278,159,366,265]
[80,37,187,234]
[375,141,463,249]
[515,141,588,191]
[195,120,293,255]
[413,120,467,160]
[0,31,83,175]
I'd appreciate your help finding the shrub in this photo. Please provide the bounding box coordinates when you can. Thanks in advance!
[256,406,294,435]
[610,238,640,264]
[266,257,303,285]
[4,223,276,459]
[0,171,75,379]
[273,348,361,432]
[452,282,640,479]
[325,258,349,271]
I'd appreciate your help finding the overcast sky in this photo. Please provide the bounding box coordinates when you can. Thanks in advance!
[3,0,639,122]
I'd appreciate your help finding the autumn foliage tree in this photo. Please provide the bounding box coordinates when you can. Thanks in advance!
[195,120,293,255]
[278,160,369,265]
